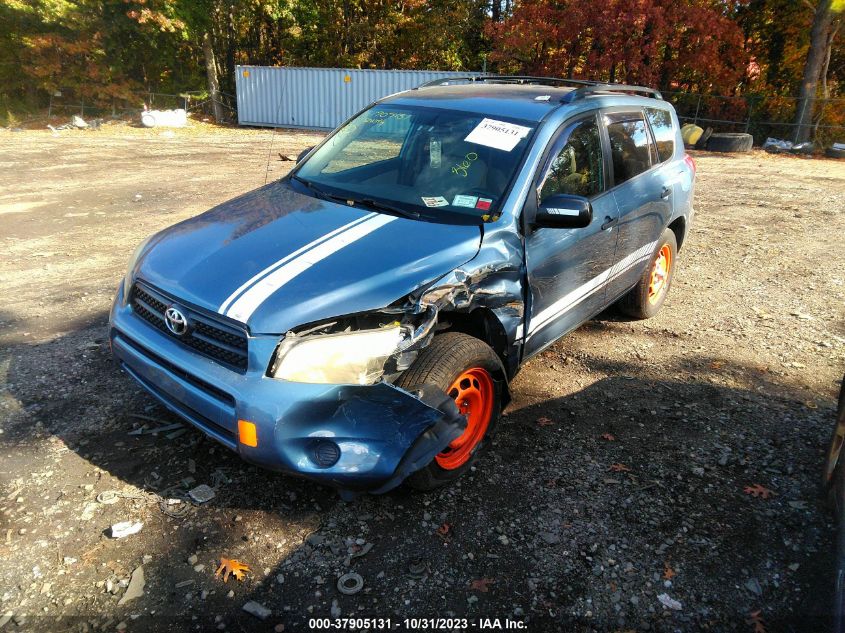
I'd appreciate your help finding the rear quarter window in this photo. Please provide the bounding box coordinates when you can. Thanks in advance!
[607,115,652,185]
[645,107,675,163]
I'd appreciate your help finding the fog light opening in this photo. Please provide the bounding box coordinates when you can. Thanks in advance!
[310,440,341,468]
[238,420,258,447]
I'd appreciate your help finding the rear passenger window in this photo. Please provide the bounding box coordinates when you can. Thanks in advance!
[607,115,652,185]
[645,107,675,163]
[540,118,604,200]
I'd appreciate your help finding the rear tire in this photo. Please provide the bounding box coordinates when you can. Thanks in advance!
[395,332,503,491]
[823,375,845,519]
[618,228,678,319]
[706,132,754,153]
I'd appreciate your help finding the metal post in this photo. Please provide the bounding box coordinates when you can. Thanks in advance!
[48,94,52,119]
[80,101,84,117]
[693,95,702,126]
[744,96,754,133]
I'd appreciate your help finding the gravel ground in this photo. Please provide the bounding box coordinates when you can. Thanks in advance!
[1,121,844,632]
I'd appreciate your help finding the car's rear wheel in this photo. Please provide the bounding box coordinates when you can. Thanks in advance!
[395,332,503,491]
[823,375,845,518]
[618,228,678,319]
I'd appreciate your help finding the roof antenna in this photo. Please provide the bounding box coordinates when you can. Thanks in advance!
[263,73,287,186]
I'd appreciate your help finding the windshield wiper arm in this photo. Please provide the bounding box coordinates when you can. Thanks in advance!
[291,177,419,220]
[290,174,334,201]
[349,197,420,220]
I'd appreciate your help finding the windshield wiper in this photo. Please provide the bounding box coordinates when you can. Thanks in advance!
[348,197,420,220]
[292,176,419,220]
[290,174,333,201]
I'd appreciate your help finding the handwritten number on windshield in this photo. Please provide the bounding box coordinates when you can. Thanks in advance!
[451,152,478,177]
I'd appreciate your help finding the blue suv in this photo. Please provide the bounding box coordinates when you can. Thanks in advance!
[110,77,695,497]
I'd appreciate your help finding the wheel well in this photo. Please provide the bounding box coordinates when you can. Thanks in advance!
[668,216,686,251]
[436,309,514,402]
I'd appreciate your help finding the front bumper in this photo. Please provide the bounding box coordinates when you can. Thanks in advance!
[109,285,463,494]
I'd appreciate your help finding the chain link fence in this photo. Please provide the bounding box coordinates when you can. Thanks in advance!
[38,90,238,124]
[663,91,845,148]
[14,85,845,149]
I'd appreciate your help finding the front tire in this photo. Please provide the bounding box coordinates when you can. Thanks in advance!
[618,228,678,319]
[395,332,503,491]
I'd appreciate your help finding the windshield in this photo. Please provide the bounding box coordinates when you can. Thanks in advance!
[294,104,537,222]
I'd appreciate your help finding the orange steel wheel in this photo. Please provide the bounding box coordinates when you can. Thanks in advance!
[436,367,495,470]
[647,244,672,305]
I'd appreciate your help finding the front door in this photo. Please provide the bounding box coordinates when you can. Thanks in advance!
[523,113,620,357]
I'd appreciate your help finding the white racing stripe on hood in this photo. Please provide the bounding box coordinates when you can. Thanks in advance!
[225,213,397,323]
[218,212,378,315]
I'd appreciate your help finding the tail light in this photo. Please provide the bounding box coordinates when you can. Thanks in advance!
[684,153,696,174]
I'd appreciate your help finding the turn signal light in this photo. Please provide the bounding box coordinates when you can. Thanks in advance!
[238,420,258,447]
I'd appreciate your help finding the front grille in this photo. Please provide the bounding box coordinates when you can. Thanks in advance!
[130,282,249,372]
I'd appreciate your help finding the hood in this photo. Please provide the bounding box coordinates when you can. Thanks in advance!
[135,182,482,334]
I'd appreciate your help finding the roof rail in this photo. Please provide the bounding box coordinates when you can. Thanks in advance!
[561,83,663,102]
[415,75,663,102]
[415,75,598,89]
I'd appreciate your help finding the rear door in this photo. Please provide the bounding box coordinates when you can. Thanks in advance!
[522,112,620,357]
[603,108,676,300]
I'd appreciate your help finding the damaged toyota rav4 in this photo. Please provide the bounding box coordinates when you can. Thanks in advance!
[110,77,695,497]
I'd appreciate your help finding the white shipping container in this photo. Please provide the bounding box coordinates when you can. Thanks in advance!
[235,66,480,130]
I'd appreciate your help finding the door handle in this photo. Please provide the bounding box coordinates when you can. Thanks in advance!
[661,186,672,199]
[601,216,618,231]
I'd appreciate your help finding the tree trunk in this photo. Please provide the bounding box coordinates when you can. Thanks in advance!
[226,3,236,93]
[793,0,834,143]
[821,22,840,99]
[203,31,225,123]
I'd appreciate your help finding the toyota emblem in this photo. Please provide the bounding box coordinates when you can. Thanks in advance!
[164,306,188,336]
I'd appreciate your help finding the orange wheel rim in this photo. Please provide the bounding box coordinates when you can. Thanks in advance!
[648,244,672,305]
[436,367,494,470]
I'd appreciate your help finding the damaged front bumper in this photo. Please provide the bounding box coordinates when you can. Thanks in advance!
[109,289,464,496]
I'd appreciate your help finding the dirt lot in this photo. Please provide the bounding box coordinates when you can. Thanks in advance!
[1,120,844,633]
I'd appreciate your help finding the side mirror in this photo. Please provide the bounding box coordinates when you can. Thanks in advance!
[297,146,314,163]
[534,194,593,229]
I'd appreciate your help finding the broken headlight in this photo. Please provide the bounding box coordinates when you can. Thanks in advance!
[269,306,437,385]
[270,324,407,385]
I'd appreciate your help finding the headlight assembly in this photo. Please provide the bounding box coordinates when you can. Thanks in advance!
[271,324,407,385]
[122,235,154,302]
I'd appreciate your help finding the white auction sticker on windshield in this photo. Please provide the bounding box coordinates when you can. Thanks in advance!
[452,194,478,208]
[464,118,531,151]
[421,196,449,207]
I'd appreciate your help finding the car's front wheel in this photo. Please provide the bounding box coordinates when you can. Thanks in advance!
[396,332,503,491]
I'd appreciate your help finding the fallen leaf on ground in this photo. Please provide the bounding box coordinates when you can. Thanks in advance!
[710,360,725,369]
[609,463,631,472]
[536,417,553,426]
[469,578,493,592]
[663,563,676,580]
[804,401,817,409]
[437,523,451,537]
[746,609,767,633]
[215,558,250,582]
[744,484,776,499]
[600,433,616,441]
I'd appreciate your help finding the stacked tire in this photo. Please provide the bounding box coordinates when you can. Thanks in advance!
[705,132,754,153]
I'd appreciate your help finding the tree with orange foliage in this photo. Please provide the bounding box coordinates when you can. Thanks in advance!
[486,0,748,94]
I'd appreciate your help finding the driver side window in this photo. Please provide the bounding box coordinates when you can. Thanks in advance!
[540,117,604,200]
